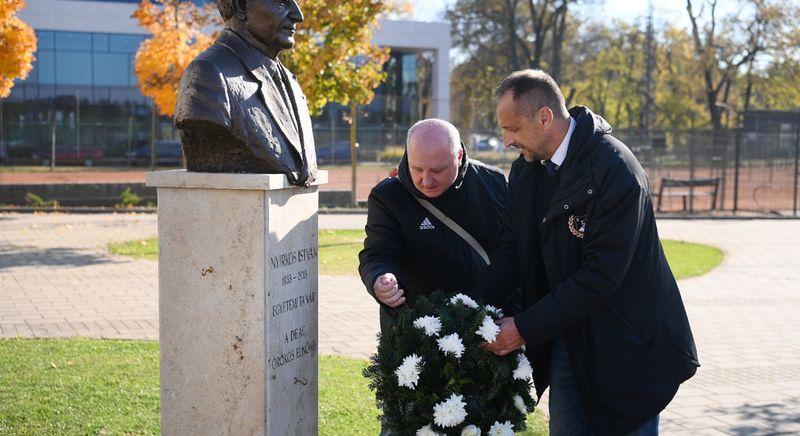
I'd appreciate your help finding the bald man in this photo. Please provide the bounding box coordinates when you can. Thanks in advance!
[358,119,509,332]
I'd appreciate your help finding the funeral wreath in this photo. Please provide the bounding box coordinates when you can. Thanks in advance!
[364,291,537,435]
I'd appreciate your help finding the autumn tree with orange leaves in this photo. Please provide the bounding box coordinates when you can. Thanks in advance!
[132,0,220,116]
[284,0,410,206]
[0,0,37,98]
[133,0,408,117]
[284,0,410,114]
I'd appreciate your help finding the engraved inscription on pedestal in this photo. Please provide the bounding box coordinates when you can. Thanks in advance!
[264,187,319,435]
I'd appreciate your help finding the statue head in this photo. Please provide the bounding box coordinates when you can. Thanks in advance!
[217,0,304,57]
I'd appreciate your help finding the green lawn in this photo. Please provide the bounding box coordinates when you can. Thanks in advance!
[0,339,160,435]
[110,230,723,280]
[318,229,365,276]
[0,339,547,435]
[108,238,158,260]
[107,230,365,276]
[661,240,724,279]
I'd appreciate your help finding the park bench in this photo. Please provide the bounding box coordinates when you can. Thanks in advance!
[656,177,720,212]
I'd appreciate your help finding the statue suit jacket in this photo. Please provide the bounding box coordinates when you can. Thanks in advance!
[175,29,317,186]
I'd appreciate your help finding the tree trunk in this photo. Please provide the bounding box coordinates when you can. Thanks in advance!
[527,0,552,69]
[505,0,520,71]
[549,2,568,81]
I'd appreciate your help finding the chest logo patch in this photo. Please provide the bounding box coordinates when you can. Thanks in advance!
[419,217,436,230]
[568,214,587,239]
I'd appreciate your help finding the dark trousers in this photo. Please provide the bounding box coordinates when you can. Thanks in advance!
[549,336,660,436]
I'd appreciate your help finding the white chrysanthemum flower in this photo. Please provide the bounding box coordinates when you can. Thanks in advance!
[513,353,532,380]
[476,315,500,343]
[484,304,503,318]
[437,333,466,358]
[488,420,515,436]
[417,424,441,436]
[433,393,468,428]
[413,315,442,337]
[449,293,479,309]
[395,354,423,389]
[461,424,481,436]
[513,394,527,414]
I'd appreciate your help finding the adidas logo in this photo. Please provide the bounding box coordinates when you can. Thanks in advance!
[419,217,435,230]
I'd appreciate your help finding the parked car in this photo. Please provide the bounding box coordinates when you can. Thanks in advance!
[32,145,103,167]
[317,140,359,165]
[126,141,184,166]
[474,137,500,151]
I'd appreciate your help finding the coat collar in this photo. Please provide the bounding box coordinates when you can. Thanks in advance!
[216,29,303,158]
[543,107,611,219]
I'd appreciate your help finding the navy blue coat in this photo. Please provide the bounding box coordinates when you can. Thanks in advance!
[472,107,699,435]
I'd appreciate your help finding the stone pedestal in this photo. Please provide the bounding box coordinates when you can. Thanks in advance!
[146,169,327,435]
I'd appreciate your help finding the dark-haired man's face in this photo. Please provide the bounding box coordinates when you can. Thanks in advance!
[243,0,303,56]
[497,92,554,162]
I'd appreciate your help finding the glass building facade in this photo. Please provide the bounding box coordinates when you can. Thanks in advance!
[0,29,433,165]
[314,50,434,158]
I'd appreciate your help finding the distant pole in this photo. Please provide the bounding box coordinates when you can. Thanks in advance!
[689,114,696,214]
[150,103,157,170]
[330,108,336,162]
[793,120,799,216]
[642,0,656,144]
[0,99,4,160]
[733,120,741,214]
[127,115,134,167]
[76,90,81,166]
[350,103,358,208]
[50,110,56,171]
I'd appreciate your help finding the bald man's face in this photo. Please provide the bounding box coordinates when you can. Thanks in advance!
[407,132,462,199]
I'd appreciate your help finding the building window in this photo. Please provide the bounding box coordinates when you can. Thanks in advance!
[56,51,92,85]
[20,30,146,90]
[94,53,130,86]
[55,31,92,51]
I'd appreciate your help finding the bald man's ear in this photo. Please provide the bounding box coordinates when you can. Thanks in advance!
[457,145,464,162]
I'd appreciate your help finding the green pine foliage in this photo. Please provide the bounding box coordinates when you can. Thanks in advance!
[363,291,536,435]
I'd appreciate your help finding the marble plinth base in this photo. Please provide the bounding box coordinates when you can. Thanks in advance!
[146,169,327,435]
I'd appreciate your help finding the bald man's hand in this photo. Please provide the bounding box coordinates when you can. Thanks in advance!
[373,273,406,308]
[482,317,526,356]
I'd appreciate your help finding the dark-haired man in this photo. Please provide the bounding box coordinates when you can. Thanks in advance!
[472,70,699,436]
[175,0,316,186]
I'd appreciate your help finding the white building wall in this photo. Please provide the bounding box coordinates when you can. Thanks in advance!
[373,20,451,121]
[18,0,146,35]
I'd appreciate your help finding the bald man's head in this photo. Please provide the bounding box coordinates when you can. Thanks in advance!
[405,119,463,198]
[407,118,461,156]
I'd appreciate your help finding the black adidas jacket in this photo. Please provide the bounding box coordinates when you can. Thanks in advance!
[358,145,508,332]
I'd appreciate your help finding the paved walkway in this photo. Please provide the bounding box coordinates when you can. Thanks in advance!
[1,212,799,434]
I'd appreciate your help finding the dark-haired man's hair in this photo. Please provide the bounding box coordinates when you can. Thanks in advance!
[216,0,242,21]
[495,69,569,119]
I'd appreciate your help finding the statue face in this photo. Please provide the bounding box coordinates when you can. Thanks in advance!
[244,0,304,53]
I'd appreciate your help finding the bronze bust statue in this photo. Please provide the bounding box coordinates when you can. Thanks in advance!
[174,0,317,187]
